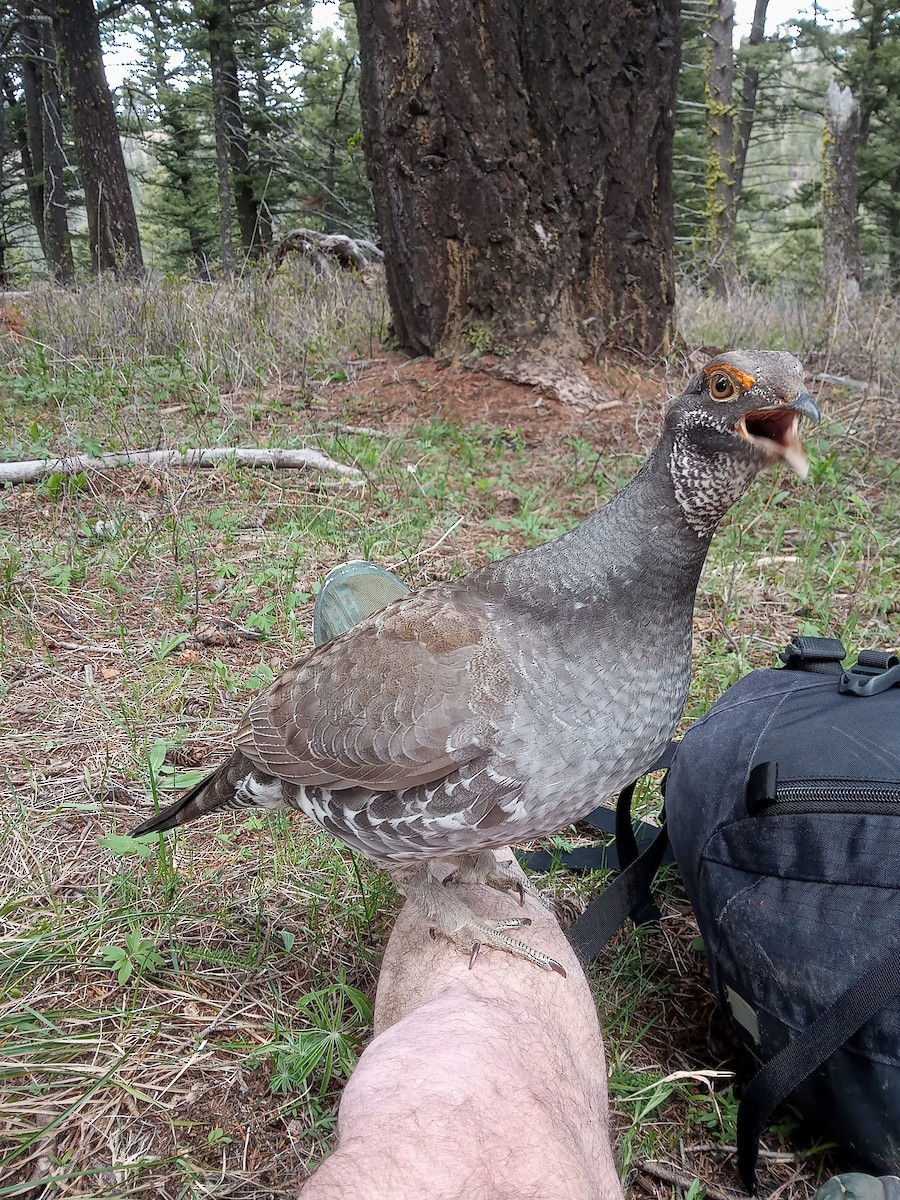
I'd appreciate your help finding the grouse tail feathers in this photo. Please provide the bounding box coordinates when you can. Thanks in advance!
[130,762,232,837]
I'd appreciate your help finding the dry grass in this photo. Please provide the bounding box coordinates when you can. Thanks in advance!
[0,272,897,1198]
[9,269,387,393]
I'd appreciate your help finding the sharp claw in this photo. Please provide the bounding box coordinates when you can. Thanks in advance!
[516,881,525,906]
[443,874,454,888]
[429,928,437,940]
[469,942,481,970]
[549,959,567,978]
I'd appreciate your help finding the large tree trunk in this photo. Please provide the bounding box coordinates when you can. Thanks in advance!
[887,182,900,286]
[354,0,679,360]
[206,0,261,260]
[209,21,238,278]
[14,9,73,282]
[50,0,142,276]
[705,0,736,295]
[0,92,8,287]
[822,81,863,299]
[16,10,48,260]
[3,72,47,264]
[732,0,768,199]
[39,25,75,284]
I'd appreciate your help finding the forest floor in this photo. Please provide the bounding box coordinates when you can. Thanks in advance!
[0,272,897,1199]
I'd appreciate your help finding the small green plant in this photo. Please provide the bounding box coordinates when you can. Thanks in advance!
[206,1127,233,1148]
[153,631,193,660]
[44,561,87,592]
[250,977,373,1097]
[0,544,21,606]
[99,927,165,985]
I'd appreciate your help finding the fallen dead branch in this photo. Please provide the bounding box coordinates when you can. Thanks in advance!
[638,1159,743,1200]
[0,446,364,485]
[270,228,383,274]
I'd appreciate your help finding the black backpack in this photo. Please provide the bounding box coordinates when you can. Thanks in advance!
[543,637,900,1193]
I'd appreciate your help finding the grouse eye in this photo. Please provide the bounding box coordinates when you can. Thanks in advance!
[709,372,739,401]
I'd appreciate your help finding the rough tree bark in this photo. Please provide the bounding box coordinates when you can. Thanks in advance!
[206,0,262,262]
[38,23,75,283]
[353,0,680,365]
[16,8,49,260]
[732,0,768,200]
[887,165,900,285]
[822,80,863,299]
[50,0,143,276]
[0,92,7,286]
[705,0,736,295]
[12,9,73,282]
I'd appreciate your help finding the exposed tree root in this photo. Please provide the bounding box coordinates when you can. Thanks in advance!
[476,353,624,410]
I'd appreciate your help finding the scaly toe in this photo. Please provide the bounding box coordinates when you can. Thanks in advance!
[448,917,566,976]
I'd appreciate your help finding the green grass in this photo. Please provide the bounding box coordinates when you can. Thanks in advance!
[0,273,896,1197]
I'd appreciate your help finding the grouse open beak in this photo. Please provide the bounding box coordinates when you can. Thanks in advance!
[735,391,820,479]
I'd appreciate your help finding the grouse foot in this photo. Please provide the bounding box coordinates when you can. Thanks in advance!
[442,850,553,909]
[447,914,566,975]
[391,861,566,976]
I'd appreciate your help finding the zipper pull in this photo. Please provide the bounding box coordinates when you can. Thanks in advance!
[746,761,778,815]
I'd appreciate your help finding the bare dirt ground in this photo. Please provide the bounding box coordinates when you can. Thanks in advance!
[313,346,697,441]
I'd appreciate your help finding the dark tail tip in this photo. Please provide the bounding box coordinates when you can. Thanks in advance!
[129,765,223,838]
[130,809,185,837]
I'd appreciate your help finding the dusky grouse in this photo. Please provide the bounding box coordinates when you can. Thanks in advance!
[132,351,820,972]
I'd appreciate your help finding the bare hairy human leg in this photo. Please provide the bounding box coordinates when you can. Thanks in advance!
[299,851,623,1200]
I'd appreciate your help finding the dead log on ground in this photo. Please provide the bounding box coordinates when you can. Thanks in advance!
[0,446,364,486]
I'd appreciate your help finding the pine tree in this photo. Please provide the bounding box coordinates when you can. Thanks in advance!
[49,0,143,275]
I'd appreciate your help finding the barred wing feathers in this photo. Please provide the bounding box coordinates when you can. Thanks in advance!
[233,588,511,791]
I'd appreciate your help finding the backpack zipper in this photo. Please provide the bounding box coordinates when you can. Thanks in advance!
[766,781,900,816]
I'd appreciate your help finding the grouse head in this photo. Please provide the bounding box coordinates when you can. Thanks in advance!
[662,350,820,537]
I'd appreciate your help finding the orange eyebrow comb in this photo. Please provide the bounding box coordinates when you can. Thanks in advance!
[704,364,756,390]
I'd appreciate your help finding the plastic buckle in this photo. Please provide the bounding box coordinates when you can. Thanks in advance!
[838,650,900,697]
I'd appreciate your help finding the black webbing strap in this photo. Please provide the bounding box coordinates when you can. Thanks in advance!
[518,743,677,963]
[567,817,670,966]
[614,781,663,926]
[778,635,847,676]
[737,942,900,1194]
[519,809,674,873]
